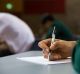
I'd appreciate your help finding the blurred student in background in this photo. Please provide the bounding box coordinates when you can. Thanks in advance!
[0,13,35,56]
[41,14,79,41]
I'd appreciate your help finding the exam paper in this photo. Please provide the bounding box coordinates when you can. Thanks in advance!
[17,56,71,65]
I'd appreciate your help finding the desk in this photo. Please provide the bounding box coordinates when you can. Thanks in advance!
[0,51,77,74]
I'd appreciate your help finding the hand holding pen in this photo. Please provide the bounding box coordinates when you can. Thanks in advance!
[38,26,74,61]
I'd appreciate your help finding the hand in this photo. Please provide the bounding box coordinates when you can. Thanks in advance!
[38,38,51,58]
[38,39,76,60]
[49,40,76,60]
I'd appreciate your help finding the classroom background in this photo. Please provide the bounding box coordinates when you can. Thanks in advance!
[0,0,80,39]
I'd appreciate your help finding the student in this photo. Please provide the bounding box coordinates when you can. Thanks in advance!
[41,14,79,40]
[38,39,80,73]
[0,13,35,55]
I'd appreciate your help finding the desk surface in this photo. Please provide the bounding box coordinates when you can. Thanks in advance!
[0,51,77,74]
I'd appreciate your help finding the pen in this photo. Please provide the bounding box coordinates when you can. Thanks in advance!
[48,27,55,60]
[51,27,55,45]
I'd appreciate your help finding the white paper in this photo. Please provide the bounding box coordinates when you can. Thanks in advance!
[17,56,71,65]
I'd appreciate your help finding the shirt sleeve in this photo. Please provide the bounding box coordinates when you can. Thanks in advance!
[72,40,80,73]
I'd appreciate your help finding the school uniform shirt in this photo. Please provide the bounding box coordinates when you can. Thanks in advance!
[72,40,80,73]
[45,20,75,41]
[0,13,35,53]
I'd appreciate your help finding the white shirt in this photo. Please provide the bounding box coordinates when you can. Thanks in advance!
[0,13,35,53]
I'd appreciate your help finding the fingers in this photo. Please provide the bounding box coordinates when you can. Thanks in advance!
[49,53,62,61]
[38,39,51,52]
[50,40,61,50]
[43,49,49,58]
[38,39,61,51]
[50,48,69,61]
[38,39,51,59]
[49,52,67,61]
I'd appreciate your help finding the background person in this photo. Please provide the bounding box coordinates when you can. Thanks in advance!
[41,14,80,40]
[0,13,35,56]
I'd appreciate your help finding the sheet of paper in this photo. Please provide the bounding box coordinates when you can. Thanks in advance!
[17,56,71,65]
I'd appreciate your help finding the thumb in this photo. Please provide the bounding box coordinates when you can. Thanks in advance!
[50,40,61,50]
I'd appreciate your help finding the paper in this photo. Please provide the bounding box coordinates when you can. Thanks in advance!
[17,56,71,65]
